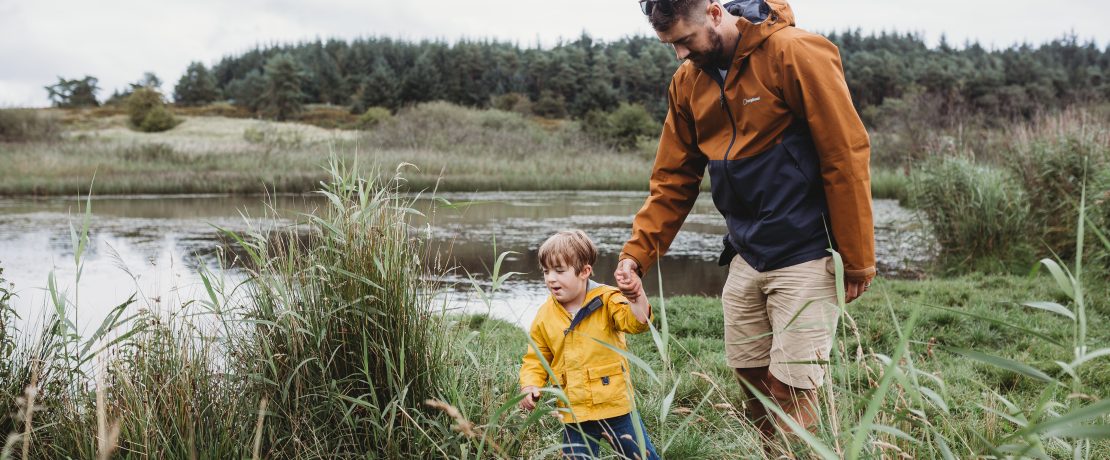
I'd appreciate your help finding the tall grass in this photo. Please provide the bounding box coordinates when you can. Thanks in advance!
[0,109,62,142]
[910,109,1110,274]
[910,157,1033,272]
[0,161,460,457]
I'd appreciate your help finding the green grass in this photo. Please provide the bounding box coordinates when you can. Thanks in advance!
[870,167,911,203]
[449,272,1110,458]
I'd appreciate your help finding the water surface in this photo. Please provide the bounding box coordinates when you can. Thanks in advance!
[0,192,929,333]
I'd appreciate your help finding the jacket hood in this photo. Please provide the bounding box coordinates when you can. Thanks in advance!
[730,0,796,61]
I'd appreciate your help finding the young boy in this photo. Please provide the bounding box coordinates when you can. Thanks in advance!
[518,230,660,460]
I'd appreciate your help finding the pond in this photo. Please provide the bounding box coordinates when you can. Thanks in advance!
[0,192,930,334]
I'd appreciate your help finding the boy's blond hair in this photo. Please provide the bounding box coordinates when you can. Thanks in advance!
[537,230,597,273]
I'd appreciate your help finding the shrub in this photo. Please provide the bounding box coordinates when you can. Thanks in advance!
[910,157,1033,272]
[0,109,62,142]
[606,103,657,150]
[294,105,359,129]
[531,91,567,119]
[126,88,180,132]
[582,103,657,151]
[490,92,533,115]
[138,106,180,132]
[358,106,392,129]
[171,102,250,118]
[243,123,303,149]
[1008,127,1110,265]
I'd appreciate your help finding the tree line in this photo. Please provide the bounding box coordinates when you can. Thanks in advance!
[47,31,1108,125]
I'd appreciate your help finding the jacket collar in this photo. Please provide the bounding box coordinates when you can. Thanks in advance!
[562,280,607,335]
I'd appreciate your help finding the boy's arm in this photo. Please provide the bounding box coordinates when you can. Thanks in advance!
[519,320,554,389]
[610,287,653,334]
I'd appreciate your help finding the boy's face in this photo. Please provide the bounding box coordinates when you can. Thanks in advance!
[542,260,592,307]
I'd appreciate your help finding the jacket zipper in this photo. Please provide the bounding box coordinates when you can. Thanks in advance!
[717,84,738,160]
[715,76,744,251]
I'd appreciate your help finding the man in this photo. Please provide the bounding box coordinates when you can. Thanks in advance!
[614,0,875,438]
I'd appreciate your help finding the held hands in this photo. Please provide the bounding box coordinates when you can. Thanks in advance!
[519,386,541,411]
[614,259,642,303]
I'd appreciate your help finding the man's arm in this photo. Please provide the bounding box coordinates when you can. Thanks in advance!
[619,74,708,282]
[779,33,877,298]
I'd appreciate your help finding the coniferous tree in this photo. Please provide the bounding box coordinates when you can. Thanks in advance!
[354,57,400,112]
[262,54,306,121]
[44,76,100,108]
[226,70,267,113]
[174,62,221,106]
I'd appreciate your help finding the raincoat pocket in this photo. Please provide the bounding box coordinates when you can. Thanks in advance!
[588,362,629,405]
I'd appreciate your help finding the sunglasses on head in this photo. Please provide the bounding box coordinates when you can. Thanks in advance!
[639,0,674,16]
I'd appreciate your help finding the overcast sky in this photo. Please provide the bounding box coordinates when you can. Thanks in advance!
[2,0,1107,107]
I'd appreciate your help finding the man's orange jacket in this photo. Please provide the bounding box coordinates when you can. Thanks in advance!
[621,0,876,283]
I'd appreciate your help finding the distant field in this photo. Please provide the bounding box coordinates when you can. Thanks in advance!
[0,103,920,198]
[0,105,665,196]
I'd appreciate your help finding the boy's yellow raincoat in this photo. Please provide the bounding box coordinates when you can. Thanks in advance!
[519,282,653,423]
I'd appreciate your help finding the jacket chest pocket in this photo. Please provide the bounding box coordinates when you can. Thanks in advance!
[588,362,629,405]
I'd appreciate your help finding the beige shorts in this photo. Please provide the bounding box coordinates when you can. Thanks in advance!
[722,255,839,389]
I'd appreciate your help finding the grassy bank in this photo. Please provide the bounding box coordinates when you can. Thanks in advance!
[454,273,1110,458]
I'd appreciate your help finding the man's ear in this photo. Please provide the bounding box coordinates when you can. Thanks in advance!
[707,1,723,25]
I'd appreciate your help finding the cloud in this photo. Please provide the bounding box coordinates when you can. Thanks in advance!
[1,0,1106,107]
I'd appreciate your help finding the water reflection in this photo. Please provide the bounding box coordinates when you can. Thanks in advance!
[0,192,930,334]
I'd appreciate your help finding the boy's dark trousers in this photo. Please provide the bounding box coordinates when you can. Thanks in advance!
[562,413,660,459]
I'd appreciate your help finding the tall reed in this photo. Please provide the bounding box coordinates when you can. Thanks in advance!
[228,159,450,457]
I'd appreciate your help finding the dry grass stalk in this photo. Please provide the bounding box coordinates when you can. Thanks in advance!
[20,360,39,460]
[252,396,269,460]
[95,358,121,460]
[424,399,506,457]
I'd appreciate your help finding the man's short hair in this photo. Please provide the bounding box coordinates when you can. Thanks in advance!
[649,0,710,32]
[537,230,598,273]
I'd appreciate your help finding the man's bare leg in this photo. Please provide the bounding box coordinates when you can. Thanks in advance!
[734,367,774,438]
[735,367,818,437]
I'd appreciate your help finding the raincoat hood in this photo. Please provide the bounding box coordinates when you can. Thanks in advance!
[727,0,796,61]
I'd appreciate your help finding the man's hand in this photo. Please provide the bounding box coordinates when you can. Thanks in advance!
[845,279,871,303]
[614,259,642,302]
[519,386,541,411]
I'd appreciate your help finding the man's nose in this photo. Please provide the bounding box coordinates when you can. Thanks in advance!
[673,44,689,61]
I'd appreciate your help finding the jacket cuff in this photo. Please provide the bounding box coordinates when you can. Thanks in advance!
[843,266,876,283]
[519,376,547,389]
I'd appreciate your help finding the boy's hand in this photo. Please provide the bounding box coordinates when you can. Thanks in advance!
[614,259,642,302]
[519,386,541,411]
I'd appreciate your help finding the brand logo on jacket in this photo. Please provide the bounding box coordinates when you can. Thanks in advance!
[742,96,761,106]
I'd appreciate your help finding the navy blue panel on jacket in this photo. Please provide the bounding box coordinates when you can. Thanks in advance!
[708,126,835,272]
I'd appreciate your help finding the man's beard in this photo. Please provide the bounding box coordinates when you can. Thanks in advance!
[688,27,727,69]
